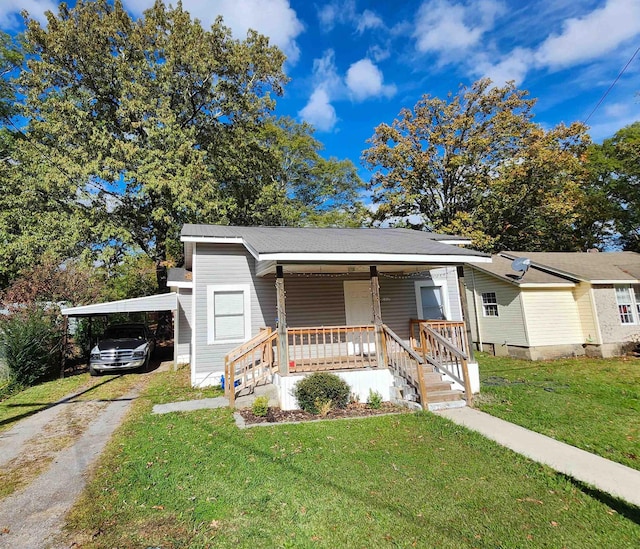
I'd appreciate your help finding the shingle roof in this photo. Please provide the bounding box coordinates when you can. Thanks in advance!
[502,251,640,283]
[470,255,573,285]
[180,224,487,259]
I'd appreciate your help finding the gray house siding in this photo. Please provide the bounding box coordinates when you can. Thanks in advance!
[191,243,465,385]
[176,289,192,363]
[193,243,276,386]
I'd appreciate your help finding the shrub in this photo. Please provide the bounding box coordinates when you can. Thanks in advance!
[367,389,383,410]
[251,395,269,417]
[0,309,62,387]
[293,372,350,414]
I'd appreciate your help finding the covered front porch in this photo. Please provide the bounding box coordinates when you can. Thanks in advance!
[224,261,477,411]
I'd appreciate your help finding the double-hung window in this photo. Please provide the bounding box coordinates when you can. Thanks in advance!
[481,292,498,317]
[615,285,638,325]
[207,285,251,344]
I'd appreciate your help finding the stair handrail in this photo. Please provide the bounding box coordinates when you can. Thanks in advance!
[419,322,473,406]
[381,324,429,408]
[224,328,278,407]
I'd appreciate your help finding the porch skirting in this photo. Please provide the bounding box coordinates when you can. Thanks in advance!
[274,369,394,411]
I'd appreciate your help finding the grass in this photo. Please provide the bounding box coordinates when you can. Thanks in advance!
[0,373,91,433]
[63,368,640,548]
[476,353,640,470]
[0,372,146,500]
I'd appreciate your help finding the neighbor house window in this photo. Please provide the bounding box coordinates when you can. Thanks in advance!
[615,285,637,325]
[481,292,498,317]
[207,285,251,344]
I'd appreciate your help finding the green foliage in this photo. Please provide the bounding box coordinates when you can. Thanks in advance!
[366,389,383,409]
[588,121,640,251]
[293,372,350,414]
[363,79,596,252]
[251,395,269,417]
[0,308,62,387]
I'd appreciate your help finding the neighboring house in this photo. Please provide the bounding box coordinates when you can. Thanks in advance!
[464,251,640,360]
[168,224,490,409]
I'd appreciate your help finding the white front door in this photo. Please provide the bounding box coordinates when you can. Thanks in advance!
[344,281,374,325]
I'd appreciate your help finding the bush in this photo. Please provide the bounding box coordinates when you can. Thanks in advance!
[293,372,350,414]
[367,389,383,409]
[0,309,62,387]
[251,395,269,417]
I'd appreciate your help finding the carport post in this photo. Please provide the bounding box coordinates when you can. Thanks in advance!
[60,315,68,379]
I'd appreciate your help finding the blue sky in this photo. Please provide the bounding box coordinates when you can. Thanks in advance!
[2,0,640,177]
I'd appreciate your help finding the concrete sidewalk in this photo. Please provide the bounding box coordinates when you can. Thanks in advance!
[437,407,640,508]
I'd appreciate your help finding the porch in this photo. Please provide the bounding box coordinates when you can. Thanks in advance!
[224,319,475,411]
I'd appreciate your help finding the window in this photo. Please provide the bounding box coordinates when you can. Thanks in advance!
[207,285,251,344]
[415,279,450,320]
[615,285,637,324]
[481,292,498,317]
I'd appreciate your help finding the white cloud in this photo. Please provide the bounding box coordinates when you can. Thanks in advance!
[317,0,385,35]
[298,50,342,132]
[298,88,338,132]
[124,0,304,64]
[357,10,384,34]
[346,58,397,101]
[475,47,534,86]
[413,0,504,57]
[0,0,57,29]
[369,44,391,62]
[535,0,640,69]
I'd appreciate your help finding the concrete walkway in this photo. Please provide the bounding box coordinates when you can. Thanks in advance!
[437,407,640,508]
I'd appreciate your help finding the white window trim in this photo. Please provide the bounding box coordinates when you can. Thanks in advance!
[414,279,450,320]
[207,284,251,345]
[614,284,638,325]
[481,291,499,317]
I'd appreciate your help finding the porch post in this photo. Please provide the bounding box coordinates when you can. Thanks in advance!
[370,266,385,367]
[60,315,68,379]
[456,266,475,361]
[276,265,289,374]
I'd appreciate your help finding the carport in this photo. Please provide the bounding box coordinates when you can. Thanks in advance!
[60,293,178,374]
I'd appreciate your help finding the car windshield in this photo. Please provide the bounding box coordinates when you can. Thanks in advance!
[104,325,145,340]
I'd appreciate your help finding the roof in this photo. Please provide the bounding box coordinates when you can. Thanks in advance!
[468,251,640,286]
[502,251,640,283]
[180,224,490,264]
[61,293,178,317]
[470,255,575,287]
[167,268,193,288]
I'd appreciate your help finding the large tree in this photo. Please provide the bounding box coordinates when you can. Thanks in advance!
[363,79,597,252]
[589,122,640,251]
[18,0,288,291]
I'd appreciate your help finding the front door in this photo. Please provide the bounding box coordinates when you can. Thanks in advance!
[344,281,374,325]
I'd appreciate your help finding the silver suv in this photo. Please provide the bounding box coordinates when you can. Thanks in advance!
[89,323,155,376]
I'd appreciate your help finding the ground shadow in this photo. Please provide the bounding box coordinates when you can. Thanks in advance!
[0,375,123,428]
[565,475,640,525]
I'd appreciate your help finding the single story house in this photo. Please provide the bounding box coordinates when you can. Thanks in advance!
[168,224,491,409]
[464,251,640,360]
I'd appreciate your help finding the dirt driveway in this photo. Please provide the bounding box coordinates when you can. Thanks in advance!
[0,363,168,548]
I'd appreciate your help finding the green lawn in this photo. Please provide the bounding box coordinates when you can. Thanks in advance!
[476,353,640,470]
[63,368,640,548]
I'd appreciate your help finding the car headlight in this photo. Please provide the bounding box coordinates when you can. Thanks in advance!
[132,350,146,358]
[90,352,100,360]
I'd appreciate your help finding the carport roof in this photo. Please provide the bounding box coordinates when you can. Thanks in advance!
[61,293,177,317]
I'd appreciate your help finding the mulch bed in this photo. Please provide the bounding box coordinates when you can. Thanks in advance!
[238,402,409,425]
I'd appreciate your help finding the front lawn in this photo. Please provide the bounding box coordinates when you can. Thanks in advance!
[476,354,640,470]
[63,369,640,548]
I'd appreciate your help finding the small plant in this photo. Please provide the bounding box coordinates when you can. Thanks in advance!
[293,372,351,414]
[367,389,383,410]
[315,398,333,417]
[350,392,360,404]
[251,395,269,417]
